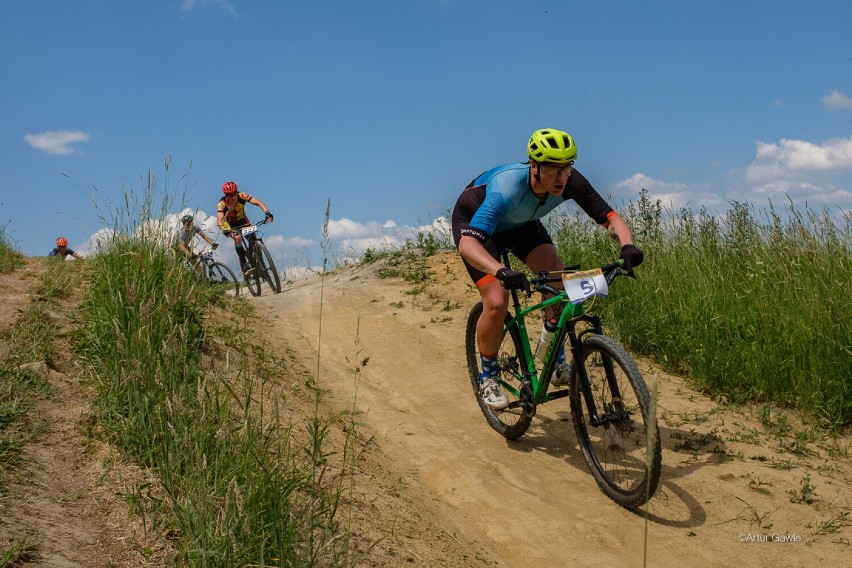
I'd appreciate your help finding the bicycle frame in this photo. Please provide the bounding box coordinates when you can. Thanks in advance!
[469,251,661,507]
[238,218,273,260]
[497,251,626,425]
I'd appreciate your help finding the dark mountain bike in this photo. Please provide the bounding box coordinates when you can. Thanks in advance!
[238,218,281,296]
[465,250,662,508]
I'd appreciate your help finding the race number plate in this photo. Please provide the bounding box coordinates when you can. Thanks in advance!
[241,225,257,237]
[561,269,608,304]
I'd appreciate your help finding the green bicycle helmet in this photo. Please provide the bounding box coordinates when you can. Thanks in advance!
[527,128,577,163]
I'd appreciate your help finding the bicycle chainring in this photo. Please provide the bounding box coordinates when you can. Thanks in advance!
[519,382,536,418]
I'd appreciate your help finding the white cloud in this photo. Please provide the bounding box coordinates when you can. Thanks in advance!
[749,180,852,205]
[262,234,314,249]
[327,216,451,261]
[181,0,236,16]
[24,130,90,155]
[609,173,693,210]
[76,228,115,256]
[339,235,401,254]
[326,218,395,239]
[745,137,852,182]
[821,90,852,111]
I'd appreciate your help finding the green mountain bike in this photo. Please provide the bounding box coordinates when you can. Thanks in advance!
[465,251,662,508]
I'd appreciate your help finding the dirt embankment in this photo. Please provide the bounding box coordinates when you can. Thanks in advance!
[0,260,155,567]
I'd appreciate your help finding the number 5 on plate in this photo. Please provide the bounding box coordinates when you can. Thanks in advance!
[561,269,608,304]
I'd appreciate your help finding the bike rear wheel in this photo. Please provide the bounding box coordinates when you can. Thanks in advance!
[568,334,661,508]
[206,261,240,297]
[254,241,281,294]
[465,302,533,440]
[244,245,262,296]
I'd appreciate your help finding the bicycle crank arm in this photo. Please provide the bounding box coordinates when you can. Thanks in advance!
[545,389,571,401]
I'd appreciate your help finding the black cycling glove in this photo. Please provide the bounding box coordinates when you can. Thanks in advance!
[496,268,531,295]
[222,228,231,237]
[620,244,644,272]
[212,242,219,250]
[265,211,274,222]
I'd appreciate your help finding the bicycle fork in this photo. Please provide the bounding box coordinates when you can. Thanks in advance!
[567,315,628,428]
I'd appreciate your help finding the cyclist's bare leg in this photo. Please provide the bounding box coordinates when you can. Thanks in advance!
[524,242,564,276]
[476,279,510,356]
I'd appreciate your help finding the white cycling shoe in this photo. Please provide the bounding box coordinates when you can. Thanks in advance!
[480,378,509,410]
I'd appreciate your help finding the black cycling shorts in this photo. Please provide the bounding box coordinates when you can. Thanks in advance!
[451,213,553,286]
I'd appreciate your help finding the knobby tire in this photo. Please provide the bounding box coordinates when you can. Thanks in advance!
[254,241,281,294]
[244,244,262,296]
[207,261,241,297]
[568,334,662,508]
[465,302,533,440]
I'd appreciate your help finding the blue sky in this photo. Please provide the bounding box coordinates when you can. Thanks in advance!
[2,1,851,273]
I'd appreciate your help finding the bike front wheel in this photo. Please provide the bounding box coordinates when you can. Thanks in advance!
[465,302,533,440]
[206,261,241,297]
[569,334,662,508]
[254,241,281,294]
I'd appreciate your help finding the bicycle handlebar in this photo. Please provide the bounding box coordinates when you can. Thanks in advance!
[528,259,630,296]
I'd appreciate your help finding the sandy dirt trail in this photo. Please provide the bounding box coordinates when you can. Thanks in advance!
[256,253,851,568]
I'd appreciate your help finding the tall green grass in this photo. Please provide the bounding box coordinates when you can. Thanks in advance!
[550,191,851,428]
[77,173,351,566]
[0,223,22,274]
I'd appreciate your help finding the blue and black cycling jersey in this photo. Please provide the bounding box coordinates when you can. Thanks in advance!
[453,162,614,243]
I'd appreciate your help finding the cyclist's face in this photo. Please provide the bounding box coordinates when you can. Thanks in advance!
[533,161,572,194]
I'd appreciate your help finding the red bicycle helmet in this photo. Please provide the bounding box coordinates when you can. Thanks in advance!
[222,181,238,195]
[56,236,68,247]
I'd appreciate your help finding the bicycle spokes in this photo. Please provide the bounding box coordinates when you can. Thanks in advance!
[570,335,661,507]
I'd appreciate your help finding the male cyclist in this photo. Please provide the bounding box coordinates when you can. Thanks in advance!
[48,236,83,259]
[451,128,643,409]
[176,214,218,267]
[216,181,274,275]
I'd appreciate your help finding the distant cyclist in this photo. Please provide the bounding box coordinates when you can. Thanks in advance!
[451,128,643,409]
[176,214,218,264]
[48,236,83,259]
[215,181,273,274]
